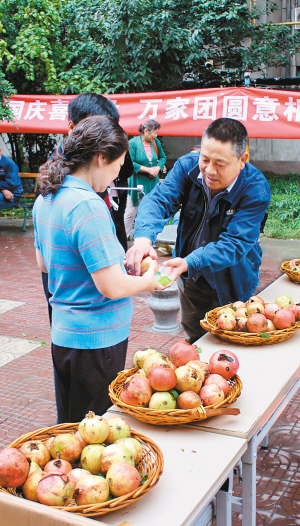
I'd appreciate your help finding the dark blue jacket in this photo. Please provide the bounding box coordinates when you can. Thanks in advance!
[134,152,271,305]
[0,154,22,197]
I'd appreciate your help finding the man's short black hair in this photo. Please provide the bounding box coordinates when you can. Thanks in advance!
[202,118,248,158]
[68,93,120,125]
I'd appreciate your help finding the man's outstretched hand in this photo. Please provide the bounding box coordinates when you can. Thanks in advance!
[164,257,188,281]
[125,237,157,276]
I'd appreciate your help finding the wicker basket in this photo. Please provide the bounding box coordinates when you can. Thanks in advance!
[200,304,300,346]
[0,423,164,518]
[109,367,242,426]
[280,261,300,283]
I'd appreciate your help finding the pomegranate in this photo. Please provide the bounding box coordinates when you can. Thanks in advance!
[148,366,177,391]
[75,474,109,505]
[175,365,204,393]
[106,461,140,497]
[168,341,200,367]
[75,430,88,449]
[50,433,82,463]
[177,391,203,409]
[80,444,105,475]
[133,348,158,369]
[231,301,247,311]
[209,350,239,380]
[289,259,300,268]
[44,437,54,451]
[198,361,211,376]
[36,473,74,506]
[234,308,248,318]
[78,411,110,444]
[143,352,171,377]
[20,440,51,469]
[273,308,295,329]
[120,374,152,407]
[246,302,265,315]
[217,306,235,316]
[100,444,134,475]
[0,447,29,488]
[140,256,159,275]
[246,295,265,305]
[204,374,230,396]
[275,295,294,308]
[44,459,73,476]
[200,384,225,406]
[114,438,143,463]
[148,391,177,410]
[68,468,90,488]
[28,460,42,476]
[135,368,147,376]
[246,313,268,333]
[216,313,236,331]
[289,303,300,321]
[186,360,207,382]
[266,319,276,331]
[264,302,281,321]
[235,316,248,332]
[105,416,131,444]
[23,471,45,502]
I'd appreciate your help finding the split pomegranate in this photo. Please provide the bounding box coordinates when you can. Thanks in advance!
[209,350,239,380]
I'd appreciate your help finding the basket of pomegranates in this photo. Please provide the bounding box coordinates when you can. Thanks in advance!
[200,294,300,346]
[109,344,242,426]
[280,259,300,283]
[0,413,163,518]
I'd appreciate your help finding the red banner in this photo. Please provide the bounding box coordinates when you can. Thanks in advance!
[2,87,300,138]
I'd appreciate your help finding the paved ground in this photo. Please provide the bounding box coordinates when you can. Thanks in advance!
[0,217,300,525]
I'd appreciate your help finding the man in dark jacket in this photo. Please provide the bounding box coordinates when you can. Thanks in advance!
[126,118,271,343]
[0,149,22,208]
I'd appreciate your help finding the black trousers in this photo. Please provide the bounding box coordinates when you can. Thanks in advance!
[52,339,128,424]
[177,276,220,344]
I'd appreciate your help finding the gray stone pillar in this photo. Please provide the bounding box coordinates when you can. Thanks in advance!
[145,281,182,335]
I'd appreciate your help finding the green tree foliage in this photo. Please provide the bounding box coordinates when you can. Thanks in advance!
[1,0,300,167]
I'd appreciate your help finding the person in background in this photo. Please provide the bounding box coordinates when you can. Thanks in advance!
[33,115,166,423]
[124,119,167,239]
[50,93,132,251]
[126,118,271,344]
[0,149,22,208]
[42,93,133,324]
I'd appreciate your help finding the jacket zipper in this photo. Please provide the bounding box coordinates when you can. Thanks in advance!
[189,186,208,253]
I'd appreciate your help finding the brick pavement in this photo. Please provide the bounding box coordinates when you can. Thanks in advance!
[0,219,300,525]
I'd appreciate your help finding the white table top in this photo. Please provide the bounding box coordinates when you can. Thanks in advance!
[189,274,300,439]
[92,411,247,526]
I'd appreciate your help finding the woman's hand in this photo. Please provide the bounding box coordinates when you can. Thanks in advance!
[164,257,188,281]
[140,166,160,178]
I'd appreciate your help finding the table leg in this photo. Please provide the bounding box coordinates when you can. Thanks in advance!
[216,472,233,526]
[242,438,257,526]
